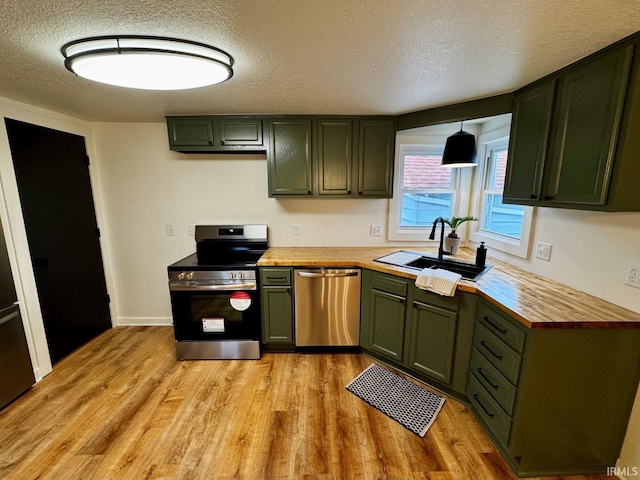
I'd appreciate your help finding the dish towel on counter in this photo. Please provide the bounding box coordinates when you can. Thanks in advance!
[415,268,462,297]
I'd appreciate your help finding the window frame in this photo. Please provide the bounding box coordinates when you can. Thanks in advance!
[388,144,461,241]
[469,129,534,258]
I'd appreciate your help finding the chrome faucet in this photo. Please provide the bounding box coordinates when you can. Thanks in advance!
[429,217,451,260]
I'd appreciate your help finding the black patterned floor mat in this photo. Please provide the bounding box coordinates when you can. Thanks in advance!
[346,364,445,437]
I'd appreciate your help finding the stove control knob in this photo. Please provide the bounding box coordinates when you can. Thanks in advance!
[230,272,236,279]
[239,272,245,279]
[178,272,186,280]
[186,272,195,280]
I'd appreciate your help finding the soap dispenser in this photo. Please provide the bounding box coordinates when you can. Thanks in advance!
[476,242,487,268]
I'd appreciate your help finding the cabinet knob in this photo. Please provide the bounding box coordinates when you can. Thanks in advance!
[347,190,351,194]
[307,190,312,195]
[208,140,213,145]
[544,195,553,201]
[358,191,363,195]
[530,194,537,200]
[220,141,225,145]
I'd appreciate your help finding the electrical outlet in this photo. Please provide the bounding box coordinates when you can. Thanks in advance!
[292,224,301,236]
[370,224,382,236]
[165,224,175,236]
[624,263,640,289]
[188,224,195,236]
[535,242,551,261]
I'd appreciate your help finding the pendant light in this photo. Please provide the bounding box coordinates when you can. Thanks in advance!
[441,122,477,167]
[61,35,234,90]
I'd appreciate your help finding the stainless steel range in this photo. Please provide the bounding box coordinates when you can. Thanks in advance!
[167,225,267,360]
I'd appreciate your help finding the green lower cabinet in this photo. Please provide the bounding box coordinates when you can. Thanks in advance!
[367,289,407,362]
[360,269,476,398]
[469,299,640,477]
[406,301,457,384]
[260,267,294,350]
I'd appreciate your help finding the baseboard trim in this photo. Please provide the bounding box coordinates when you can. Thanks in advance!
[117,317,173,326]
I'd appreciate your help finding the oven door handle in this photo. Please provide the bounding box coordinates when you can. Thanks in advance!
[169,282,257,291]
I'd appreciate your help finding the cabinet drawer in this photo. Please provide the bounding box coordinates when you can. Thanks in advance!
[371,272,408,297]
[469,347,518,415]
[473,323,522,385]
[261,268,292,286]
[413,287,459,311]
[468,374,512,448]
[477,302,526,353]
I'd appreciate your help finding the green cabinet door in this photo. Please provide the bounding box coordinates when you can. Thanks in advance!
[316,119,353,195]
[545,45,634,205]
[268,119,313,196]
[218,118,264,147]
[503,81,555,203]
[406,301,458,384]
[166,117,214,147]
[367,289,407,362]
[261,286,293,344]
[358,119,395,197]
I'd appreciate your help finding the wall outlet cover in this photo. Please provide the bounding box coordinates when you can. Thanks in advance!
[292,224,301,236]
[624,263,640,289]
[535,242,552,261]
[165,224,175,236]
[188,224,195,236]
[370,224,382,236]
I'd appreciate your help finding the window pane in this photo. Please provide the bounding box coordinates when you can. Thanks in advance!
[400,193,453,227]
[402,154,451,189]
[482,193,525,238]
[486,149,508,190]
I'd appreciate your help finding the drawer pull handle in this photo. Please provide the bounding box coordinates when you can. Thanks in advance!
[477,368,499,390]
[484,316,507,335]
[267,276,287,281]
[473,394,495,419]
[480,340,503,360]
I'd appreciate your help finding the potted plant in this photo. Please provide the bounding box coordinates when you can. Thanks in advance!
[443,216,478,255]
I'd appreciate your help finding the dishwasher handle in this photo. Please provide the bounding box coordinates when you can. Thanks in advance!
[296,270,359,279]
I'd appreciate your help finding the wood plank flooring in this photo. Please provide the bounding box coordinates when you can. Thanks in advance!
[0,327,610,480]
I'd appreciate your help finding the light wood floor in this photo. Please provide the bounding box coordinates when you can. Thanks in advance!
[0,327,610,480]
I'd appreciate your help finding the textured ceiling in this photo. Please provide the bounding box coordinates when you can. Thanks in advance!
[0,0,638,122]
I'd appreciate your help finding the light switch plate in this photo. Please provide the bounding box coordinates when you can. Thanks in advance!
[535,242,551,261]
[292,224,301,236]
[370,224,382,236]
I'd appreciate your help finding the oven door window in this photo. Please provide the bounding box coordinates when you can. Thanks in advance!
[171,291,261,341]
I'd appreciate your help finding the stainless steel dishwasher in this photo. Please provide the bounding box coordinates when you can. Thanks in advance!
[294,268,361,346]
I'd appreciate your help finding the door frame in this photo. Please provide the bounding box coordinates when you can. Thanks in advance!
[0,97,117,381]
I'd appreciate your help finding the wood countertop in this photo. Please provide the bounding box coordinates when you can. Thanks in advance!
[258,246,640,330]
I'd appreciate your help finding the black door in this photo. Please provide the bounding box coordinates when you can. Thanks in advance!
[5,119,111,364]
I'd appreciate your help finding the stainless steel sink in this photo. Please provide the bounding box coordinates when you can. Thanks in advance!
[374,250,492,281]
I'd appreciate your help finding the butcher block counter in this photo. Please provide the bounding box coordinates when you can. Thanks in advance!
[258,246,640,330]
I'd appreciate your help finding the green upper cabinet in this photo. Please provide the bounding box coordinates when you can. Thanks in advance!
[267,118,313,196]
[269,116,395,198]
[358,119,395,197]
[316,118,353,195]
[167,117,215,148]
[218,118,264,147]
[503,81,556,203]
[504,42,640,211]
[166,116,265,153]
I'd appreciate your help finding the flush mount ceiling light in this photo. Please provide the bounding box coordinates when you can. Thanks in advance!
[441,122,477,167]
[61,35,234,90]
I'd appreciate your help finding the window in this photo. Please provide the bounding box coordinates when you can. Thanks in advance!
[469,129,534,258]
[400,152,454,226]
[480,143,525,239]
[389,145,460,240]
